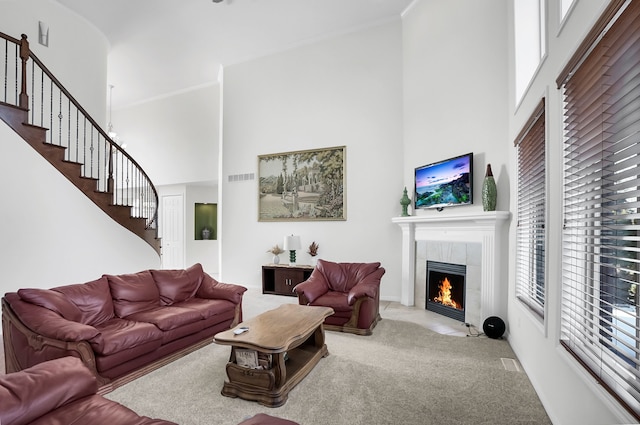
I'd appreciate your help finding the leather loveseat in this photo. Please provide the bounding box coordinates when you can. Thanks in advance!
[2,263,247,392]
[0,356,176,425]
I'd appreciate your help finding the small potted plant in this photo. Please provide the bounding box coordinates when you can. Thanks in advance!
[267,244,285,264]
[308,241,319,266]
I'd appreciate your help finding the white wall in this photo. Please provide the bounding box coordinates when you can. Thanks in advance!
[186,185,218,275]
[220,21,404,296]
[0,0,108,123]
[157,183,219,275]
[506,0,635,423]
[402,0,510,214]
[111,85,219,187]
[0,122,160,292]
[0,0,159,300]
[3,1,632,421]
[113,85,220,274]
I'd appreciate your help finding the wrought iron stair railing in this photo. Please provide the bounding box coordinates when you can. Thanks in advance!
[0,32,160,254]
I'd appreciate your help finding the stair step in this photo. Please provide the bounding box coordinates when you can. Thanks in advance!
[0,102,29,133]
[77,176,99,193]
[56,159,83,178]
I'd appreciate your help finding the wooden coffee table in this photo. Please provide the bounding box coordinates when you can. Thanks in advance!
[214,304,333,407]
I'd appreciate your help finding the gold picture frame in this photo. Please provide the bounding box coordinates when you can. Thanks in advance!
[258,146,346,221]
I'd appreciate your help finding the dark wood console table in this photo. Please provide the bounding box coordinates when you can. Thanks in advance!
[262,264,313,296]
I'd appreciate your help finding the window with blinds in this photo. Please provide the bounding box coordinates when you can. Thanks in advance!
[558,0,640,418]
[515,99,545,318]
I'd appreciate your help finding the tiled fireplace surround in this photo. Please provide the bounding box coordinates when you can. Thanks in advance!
[392,211,511,327]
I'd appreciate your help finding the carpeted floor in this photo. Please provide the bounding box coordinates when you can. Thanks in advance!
[106,318,551,425]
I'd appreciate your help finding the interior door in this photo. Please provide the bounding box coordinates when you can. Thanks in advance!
[161,194,185,269]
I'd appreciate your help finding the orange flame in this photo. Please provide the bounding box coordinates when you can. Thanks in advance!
[433,277,461,309]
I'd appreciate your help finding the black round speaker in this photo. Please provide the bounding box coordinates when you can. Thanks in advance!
[483,316,506,339]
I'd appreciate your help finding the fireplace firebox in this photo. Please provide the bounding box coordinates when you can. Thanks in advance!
[426,261,466,322]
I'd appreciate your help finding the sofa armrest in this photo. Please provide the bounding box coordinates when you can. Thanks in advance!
[196,272,247,304]
[32,314,100,341]
[293,271,329,304]
[0,357,97,425]
[2,297,102,381]
[347,267,385,306]
[7,298,99,342]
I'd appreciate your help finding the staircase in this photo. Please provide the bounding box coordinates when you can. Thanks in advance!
[0,33,161,254]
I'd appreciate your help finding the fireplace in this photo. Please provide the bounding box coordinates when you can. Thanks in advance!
[426,261,466,322]
[392,211,510,327]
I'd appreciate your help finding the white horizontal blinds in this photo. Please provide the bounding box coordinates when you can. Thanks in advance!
[515,99,546,317]
[560,0,640,418]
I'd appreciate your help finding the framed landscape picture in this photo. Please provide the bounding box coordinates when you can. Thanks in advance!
[258,146,346,221]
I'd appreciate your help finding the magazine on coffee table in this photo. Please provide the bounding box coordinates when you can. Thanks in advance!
[235,349,258,368]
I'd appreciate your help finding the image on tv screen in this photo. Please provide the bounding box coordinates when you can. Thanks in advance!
[414,153,472,209]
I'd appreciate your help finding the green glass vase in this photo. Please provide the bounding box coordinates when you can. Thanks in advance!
[482,164,497,211]
[400,187,411,216]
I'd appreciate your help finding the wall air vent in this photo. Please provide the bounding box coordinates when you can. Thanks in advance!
[228,173,255,182]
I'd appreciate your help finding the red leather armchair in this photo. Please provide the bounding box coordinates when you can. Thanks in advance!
[293,259,385,335]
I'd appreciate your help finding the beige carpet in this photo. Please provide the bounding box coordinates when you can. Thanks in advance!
[106,319,551,425]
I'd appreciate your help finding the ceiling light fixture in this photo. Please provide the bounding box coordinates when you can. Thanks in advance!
[108,84,117,138]
[107,85,126,149]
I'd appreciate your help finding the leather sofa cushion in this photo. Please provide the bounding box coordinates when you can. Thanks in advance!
[17,288,82,322]
[53,276,115,326]
[5,293,100,343]
[316,260,347,292]
[106,270,161,318]
[91,318,163,356]
[159,320,205,345]
[95,339,166,375]
[150,263,203,305]
[317,260,381,293]
[0,357,97,425]
[198,304,237,327]
[350,262,382,283]
[124,306,203,331]
[196,272,247,304]
[311,292,353,312]
[28,394,177,425]
[175,298,236,320]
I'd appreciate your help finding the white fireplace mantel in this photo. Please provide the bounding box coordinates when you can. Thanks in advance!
[392,211,511,321]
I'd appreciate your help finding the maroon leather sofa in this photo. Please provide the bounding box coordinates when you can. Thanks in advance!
[0,356,176,425]
[2,263,246,392]
[293,259,385,335]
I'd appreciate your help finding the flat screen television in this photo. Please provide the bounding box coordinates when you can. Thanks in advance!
[414,152,473,210]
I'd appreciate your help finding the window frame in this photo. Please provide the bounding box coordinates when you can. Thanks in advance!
[515,98,546,319]
[558,0,640,419]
